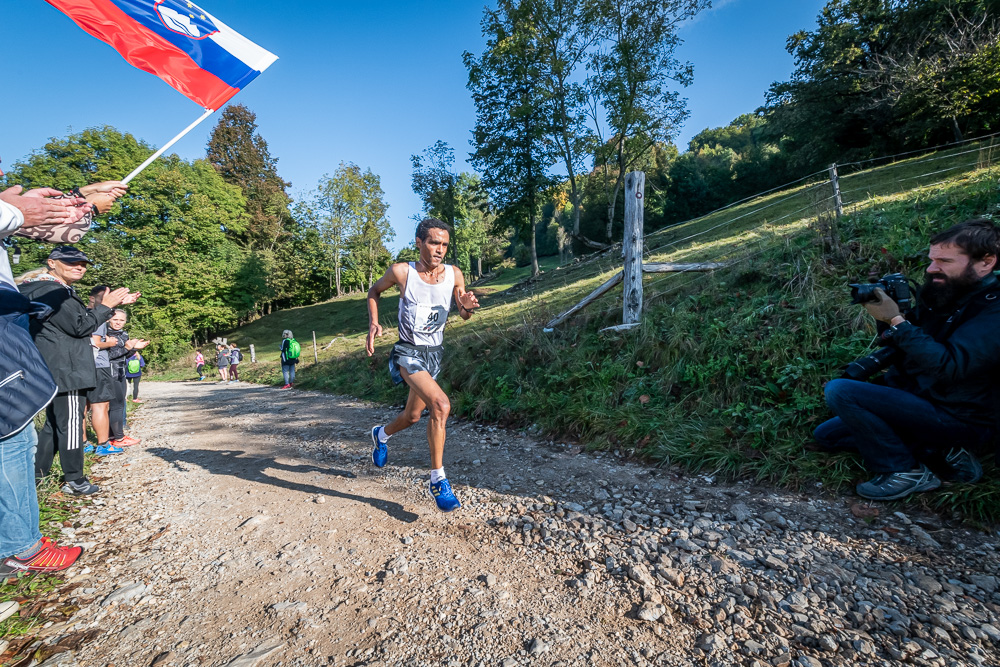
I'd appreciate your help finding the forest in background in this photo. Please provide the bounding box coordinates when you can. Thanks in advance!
[2,0,997,361]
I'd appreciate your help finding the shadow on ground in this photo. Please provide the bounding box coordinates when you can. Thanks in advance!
[147,445,419,524]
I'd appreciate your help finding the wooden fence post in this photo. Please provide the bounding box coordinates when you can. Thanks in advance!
[622,171,646,326]
[312,331,319,364]
[249,344,256,363]
[829,163,844,219]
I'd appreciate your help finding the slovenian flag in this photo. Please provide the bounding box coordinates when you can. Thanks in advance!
[45,0,278,110]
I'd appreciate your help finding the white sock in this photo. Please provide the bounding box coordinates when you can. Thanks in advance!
[376,426,391,443]
[430,467,446,484]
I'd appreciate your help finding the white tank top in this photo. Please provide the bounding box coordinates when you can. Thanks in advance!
[397,263,455,347]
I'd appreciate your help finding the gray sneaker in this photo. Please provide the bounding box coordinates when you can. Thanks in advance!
[940,448,983,484]
[61,477,100,496]
[856,465,941,501]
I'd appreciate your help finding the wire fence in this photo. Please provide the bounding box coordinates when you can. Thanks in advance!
[639,133,999,265]
[548,131,1000,329]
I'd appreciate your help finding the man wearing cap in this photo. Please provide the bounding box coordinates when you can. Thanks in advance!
[18,246,138,495]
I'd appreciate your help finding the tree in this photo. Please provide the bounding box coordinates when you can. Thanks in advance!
[587,0,708,241]
[860,7,1000,143]
[411,141,459,264]
[452,172,504,278]
[532,0,597,248]
[206,103,296,313]
[765,0,1000,170]
[466,0,558,277]
[299,163,364,297]
[351,168,394,290]
[5,126,251,358]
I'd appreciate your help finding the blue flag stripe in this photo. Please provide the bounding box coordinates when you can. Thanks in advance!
[109,0,260,90]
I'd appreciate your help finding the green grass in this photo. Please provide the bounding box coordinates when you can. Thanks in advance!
[186,140,1000,522]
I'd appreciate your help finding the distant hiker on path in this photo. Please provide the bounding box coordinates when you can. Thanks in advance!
[228,342,242,384]
[216,344,230,383]
[194,350,205,381]
[279,330,299,389]
[125,350,145,402]
[365,218,480,512]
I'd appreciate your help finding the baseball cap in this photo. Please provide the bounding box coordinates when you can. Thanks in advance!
[48,245,93,264]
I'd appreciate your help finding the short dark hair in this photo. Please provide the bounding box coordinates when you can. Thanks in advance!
[90,284,109,298]
[930,218,1000,261]
[416,218,452,241]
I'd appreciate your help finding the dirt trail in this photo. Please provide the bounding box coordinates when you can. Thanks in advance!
[23,381,1000,667]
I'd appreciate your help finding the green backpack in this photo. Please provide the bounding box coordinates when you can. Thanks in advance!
[286,339,301,360]
[127,358,141,374]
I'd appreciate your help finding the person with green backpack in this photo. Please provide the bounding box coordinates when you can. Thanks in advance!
[125,350,145,402]
[279,329,300,389]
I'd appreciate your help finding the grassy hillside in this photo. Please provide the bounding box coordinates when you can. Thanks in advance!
[180,140,999,522]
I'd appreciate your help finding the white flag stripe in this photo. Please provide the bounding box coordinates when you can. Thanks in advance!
[207,13,278,74]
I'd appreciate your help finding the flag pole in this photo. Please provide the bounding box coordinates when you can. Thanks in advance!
[122,108,215,184]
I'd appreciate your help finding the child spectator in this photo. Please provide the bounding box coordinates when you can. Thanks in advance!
[216,344,230,382]
[194,350,205,381]
[228,342,242,383]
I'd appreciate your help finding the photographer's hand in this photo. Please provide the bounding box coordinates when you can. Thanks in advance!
[864,288,902,324]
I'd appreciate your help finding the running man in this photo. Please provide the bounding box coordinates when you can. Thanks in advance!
[366,218,479,512]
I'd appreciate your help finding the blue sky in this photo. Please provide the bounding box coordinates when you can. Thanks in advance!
[3,0,826,252]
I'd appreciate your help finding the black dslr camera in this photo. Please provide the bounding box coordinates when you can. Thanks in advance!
[843,273,913,381]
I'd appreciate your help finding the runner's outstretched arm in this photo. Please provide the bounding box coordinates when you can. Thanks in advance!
[366,263,408,356]
[452,267,480,321]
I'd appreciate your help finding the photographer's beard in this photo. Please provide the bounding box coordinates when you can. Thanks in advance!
[920,263,981,310]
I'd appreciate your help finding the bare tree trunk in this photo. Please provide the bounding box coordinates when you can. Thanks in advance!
[951,116,963,142]
[476,256,482,278]
[335,260,342,297]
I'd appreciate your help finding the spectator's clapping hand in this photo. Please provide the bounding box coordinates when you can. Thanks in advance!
[120,291,141,305]
[0,186,88,226]
[101,287,131,308]
[131,339,150,350]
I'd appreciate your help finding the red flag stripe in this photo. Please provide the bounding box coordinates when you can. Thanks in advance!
[45,0,239,109]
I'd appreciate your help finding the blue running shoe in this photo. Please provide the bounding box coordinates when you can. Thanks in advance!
[371,426,388,468]
[95,444,124,456]
[429,478,461,512]
[83,444,95,454]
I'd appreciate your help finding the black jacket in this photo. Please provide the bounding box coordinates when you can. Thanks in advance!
[0,285,58,437]
[886,273,1000,427]
[107,327,131,380]
[18,278,112,393]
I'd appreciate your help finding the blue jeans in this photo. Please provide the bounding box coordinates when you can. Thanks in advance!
[0,424,42,558]
[282,362,296,385]
[815,379,991,473]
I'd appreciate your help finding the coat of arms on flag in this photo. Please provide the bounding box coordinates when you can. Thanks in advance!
[155,0,220,40]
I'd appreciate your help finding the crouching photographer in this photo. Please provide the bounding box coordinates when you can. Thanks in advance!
[814,218,1000,501]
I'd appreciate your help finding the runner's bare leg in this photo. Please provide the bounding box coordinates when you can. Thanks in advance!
[389,368,449,469]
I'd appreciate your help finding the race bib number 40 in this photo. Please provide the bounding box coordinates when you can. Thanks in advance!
[415,304,448,334]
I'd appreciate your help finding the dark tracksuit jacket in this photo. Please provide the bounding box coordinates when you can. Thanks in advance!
[885,273,1000,428]
[18,279,112,393]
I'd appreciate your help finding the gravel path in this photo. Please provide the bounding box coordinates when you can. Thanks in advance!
[19,381,1000,667]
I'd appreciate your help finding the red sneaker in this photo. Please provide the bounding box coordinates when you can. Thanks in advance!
[281,384,292,389]
[111,435,141,446]
[1,537,83,573]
